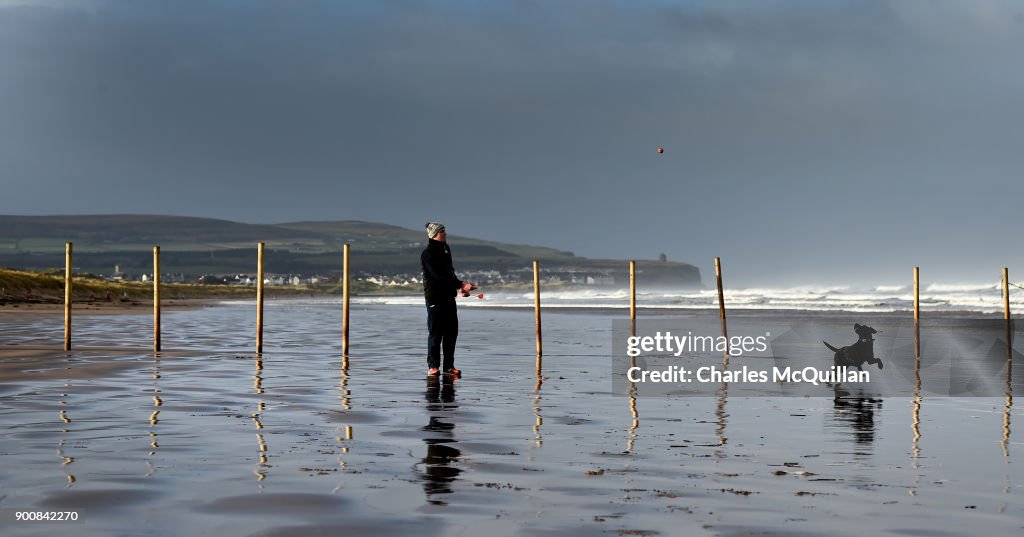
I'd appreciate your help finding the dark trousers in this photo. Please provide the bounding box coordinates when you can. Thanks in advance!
[426,301,458,370]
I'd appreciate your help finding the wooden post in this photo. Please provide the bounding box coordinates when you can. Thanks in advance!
[1003,267,1010,320]
[64,242,72,351]
[913,266,920,321]
[153,246,161,352]
[342,244,350,356]
[256,242,265,354]
[534,260,542,368]
[715,257,727,340]
[629,260,636,322]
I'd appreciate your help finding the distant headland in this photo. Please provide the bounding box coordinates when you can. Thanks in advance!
[0,215,702,289]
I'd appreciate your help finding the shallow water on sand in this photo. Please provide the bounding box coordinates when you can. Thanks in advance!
[0,302,1021,536]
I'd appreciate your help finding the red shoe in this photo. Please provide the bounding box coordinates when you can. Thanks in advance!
[427,368,440,376]
[446,368,462,377]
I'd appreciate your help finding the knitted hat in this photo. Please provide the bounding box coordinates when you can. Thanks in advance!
[426,222,445,239]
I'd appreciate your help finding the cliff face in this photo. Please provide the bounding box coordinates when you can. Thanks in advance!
[614,260,702,288]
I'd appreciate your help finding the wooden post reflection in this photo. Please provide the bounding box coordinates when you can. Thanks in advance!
[252,357,267,482]
[626,306,639,453]
[914,301,921,360]
[333,366,353,492]
[532,376,543,448]
[1002,394,1012,458]
[912,266,923,460]
[912,320,922,462]
[1003,319,1013,458]
[253,358,264,396]
[715,383,729,456]
[626,385,639,454]
[58,376,75,486]
[146,355,162,477]
[339,366,351,411]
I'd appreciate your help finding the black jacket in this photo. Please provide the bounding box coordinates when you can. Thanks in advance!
[421,239,463,305]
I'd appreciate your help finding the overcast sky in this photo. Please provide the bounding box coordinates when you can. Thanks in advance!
[2,0,1022,286]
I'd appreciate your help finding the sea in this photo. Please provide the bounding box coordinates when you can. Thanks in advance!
[353,281,1018,314]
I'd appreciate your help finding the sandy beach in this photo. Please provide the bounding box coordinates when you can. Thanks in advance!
[0,300,1021,536]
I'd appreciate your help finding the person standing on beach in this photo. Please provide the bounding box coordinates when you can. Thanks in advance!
[422,222,476,377]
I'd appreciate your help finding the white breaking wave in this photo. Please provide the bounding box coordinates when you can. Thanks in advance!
[347,281,1018,313]
[925,282,1000,293]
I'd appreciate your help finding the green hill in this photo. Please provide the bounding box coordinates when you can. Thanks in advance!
[0,215,701,287]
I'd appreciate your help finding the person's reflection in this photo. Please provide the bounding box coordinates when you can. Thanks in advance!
[420,375,461,505]
[831,387,882,449]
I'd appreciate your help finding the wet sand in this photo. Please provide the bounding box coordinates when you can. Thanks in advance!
[0,301,1021,536]
[0,298,215,316]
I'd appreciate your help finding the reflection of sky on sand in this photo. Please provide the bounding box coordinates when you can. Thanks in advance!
[0,303,1021,535]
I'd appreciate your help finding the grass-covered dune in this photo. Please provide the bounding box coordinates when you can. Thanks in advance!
[0,268,331,305]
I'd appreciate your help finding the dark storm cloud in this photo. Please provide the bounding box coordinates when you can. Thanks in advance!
[2,0,1023,285]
